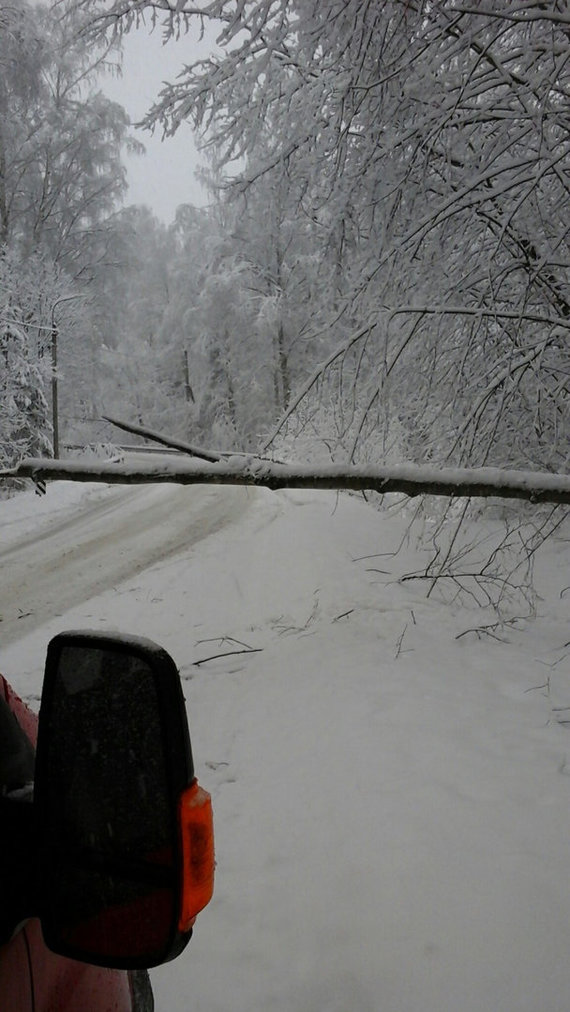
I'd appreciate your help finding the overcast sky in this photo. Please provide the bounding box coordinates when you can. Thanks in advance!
[104,26,216,223]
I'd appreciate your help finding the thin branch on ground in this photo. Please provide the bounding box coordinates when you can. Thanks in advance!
[193,648,263,666]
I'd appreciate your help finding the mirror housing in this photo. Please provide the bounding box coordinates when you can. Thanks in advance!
[34,631,214,969]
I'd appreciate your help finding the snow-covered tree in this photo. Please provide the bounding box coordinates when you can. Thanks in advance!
[0,249,63,466]
[0,1,141,457]
[73,0,569,474]
[0,1,136,272]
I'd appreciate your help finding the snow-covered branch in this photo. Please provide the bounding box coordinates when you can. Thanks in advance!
[4,458,570,507]
[101,415,222,462]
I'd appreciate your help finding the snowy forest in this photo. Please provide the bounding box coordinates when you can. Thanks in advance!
[1,0,569,482]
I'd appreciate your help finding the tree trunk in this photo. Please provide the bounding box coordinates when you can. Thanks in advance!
[5,458,570,508]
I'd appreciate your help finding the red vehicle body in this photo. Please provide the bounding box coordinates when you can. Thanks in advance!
[0,676,139,1012]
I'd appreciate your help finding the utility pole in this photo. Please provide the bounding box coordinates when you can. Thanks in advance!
[51,315,59,458]
[50,293,82,459]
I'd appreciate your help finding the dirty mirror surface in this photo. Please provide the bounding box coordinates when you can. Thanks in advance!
[41,645,176,963]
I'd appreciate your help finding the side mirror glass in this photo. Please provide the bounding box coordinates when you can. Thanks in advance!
[35,631,214,969]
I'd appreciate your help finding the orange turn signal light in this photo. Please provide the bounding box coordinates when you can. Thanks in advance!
[178,779,215,932]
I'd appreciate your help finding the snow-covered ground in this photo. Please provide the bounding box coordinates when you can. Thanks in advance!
[2,479,570,1012]
[0,480,250,646]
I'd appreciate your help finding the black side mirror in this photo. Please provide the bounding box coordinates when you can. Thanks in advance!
[34,631,214,969]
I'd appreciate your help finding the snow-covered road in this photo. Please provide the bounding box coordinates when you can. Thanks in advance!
[2,480,570,1012]
[0,482,251,645]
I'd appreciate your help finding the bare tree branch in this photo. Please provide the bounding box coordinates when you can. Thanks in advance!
[102,414,222,462]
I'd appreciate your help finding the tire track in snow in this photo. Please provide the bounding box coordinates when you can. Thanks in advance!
[0,483,253,646]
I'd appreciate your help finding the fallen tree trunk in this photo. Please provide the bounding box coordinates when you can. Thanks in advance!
[3,456,570,507]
